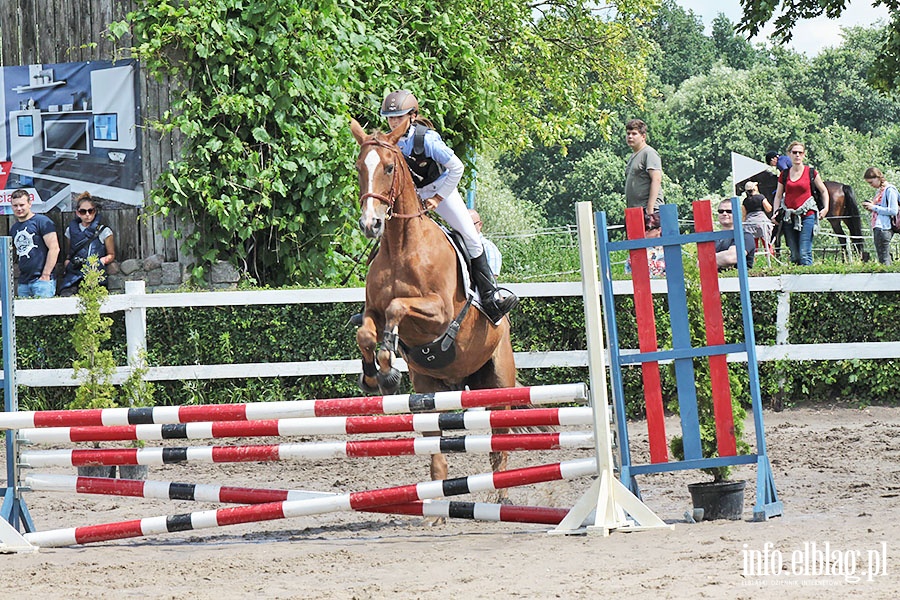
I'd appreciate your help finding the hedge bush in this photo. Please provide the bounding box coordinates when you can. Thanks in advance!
[7,290,900,413]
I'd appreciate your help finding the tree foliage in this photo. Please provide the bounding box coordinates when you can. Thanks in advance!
[501,19,900,226]
[123,0,655,285]
[653,64,815,195]
[646,0,715,89]
[735,0,900,93]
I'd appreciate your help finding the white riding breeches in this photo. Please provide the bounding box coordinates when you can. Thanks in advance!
[428,188,484,258]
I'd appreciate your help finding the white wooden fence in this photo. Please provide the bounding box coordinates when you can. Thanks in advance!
[5,274,900,388]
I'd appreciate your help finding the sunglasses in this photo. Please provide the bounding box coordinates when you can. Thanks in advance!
[790,150,805,155]
[718,209,732,214]
[77,208,96,215]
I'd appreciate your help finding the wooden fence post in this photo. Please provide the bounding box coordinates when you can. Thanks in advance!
[124,280,147,367]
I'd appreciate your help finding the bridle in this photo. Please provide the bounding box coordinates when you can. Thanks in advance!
[358,137,426,219]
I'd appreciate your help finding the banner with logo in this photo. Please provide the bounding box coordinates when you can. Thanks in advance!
[0,59,142,214]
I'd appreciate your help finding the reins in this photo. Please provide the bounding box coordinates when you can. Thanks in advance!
[359,138,426,220]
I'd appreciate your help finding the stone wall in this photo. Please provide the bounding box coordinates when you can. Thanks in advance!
[107,255,242,293]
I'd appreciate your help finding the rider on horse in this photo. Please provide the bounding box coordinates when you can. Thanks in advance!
[379,90,518,323]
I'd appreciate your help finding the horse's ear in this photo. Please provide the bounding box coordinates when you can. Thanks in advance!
[350,119,367,145]
[386,120,408,145]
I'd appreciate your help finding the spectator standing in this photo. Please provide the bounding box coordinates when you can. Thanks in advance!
[715,199,756,270]
[8,188,59,297]
[861,167,899,265]
[771,141,829,266]
[625,118,663,231]
[742,180,773,250]
[58,192,116,296]
[766,150,792,173]
[468,209,501,276]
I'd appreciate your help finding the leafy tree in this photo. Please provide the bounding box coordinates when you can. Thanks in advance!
[711,14,766,71]
[562,148,627,224]
[805,123,891,186]
[122,0,657,285]
[469,151,546,235]
[497,121,625,226]
[734,0,900,93]
[653,64,815,195]
[792,26,900,134]
[646,0,715,88]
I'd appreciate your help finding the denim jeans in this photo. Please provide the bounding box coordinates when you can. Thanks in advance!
[782,214,816,266]
[873,228,894,265]
[17,278,56,298]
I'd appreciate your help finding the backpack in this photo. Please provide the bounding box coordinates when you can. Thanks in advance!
[887,185,900,234]
[780,166,823,210]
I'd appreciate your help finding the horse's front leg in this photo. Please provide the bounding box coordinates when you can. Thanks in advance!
[375,324,403,393]
[374,294,447,394]
[356,314,380,394]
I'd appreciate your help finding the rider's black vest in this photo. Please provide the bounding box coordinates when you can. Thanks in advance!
[404,124,444,188]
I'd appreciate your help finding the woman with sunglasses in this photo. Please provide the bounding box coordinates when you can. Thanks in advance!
[771,141,830,265]
[58,192,115,296]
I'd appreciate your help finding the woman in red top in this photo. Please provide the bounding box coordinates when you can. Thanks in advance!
[771,141,829,265]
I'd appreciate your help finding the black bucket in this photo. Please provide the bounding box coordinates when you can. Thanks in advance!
[688,480,746,521]
[117,465,149,481]
[76,465,116,478]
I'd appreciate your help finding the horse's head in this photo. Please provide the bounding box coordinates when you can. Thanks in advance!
[350,119,410,239]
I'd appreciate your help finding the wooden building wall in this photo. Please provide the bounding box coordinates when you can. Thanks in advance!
[0,0,184,263]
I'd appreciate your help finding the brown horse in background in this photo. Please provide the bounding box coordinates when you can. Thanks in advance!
[349,119,517,492]
[823,181,866,260]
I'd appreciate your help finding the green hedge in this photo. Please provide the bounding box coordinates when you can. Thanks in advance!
[7,291,900,412]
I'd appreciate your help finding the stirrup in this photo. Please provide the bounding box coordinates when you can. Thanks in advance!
[481,290,519,324]
[348,313,363,327]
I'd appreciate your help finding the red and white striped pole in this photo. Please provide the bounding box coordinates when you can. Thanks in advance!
[26,473,574,527]
[0,383,587,429]
[17,406,594,444]
[20,432,594,468]
[23,457,597,547]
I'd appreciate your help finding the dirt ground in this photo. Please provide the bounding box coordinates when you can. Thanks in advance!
[2,403,898,599]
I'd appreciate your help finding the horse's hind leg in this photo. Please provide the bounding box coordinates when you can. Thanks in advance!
[467,334,517,504]
[829,219,851,261]
[406,372,450,525]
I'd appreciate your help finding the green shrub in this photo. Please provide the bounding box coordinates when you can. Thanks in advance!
[8,286,900,411]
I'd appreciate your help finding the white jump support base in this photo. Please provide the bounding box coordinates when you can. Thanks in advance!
[0,517,36,554]
[551,203,671,536]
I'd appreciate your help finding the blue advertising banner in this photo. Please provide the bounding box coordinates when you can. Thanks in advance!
[0,60,142,214]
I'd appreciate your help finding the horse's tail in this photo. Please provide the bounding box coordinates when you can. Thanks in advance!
[841,184,866,256]
[842,184,860,217]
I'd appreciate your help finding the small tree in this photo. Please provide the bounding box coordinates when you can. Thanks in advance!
[70,258,155,411]
[69,257,117,410]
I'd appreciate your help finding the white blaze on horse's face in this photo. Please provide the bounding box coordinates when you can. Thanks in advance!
[358,147,390,239]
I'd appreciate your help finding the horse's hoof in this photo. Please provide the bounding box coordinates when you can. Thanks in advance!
[358,373,380,395]
[377,368,402,394]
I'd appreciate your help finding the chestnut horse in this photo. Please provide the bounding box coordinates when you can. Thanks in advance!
[349,119,517,489]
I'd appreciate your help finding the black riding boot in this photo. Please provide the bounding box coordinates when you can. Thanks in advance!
[471,252,518,324]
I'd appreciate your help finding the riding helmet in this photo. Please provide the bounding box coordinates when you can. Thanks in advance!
[380,90,419,117]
